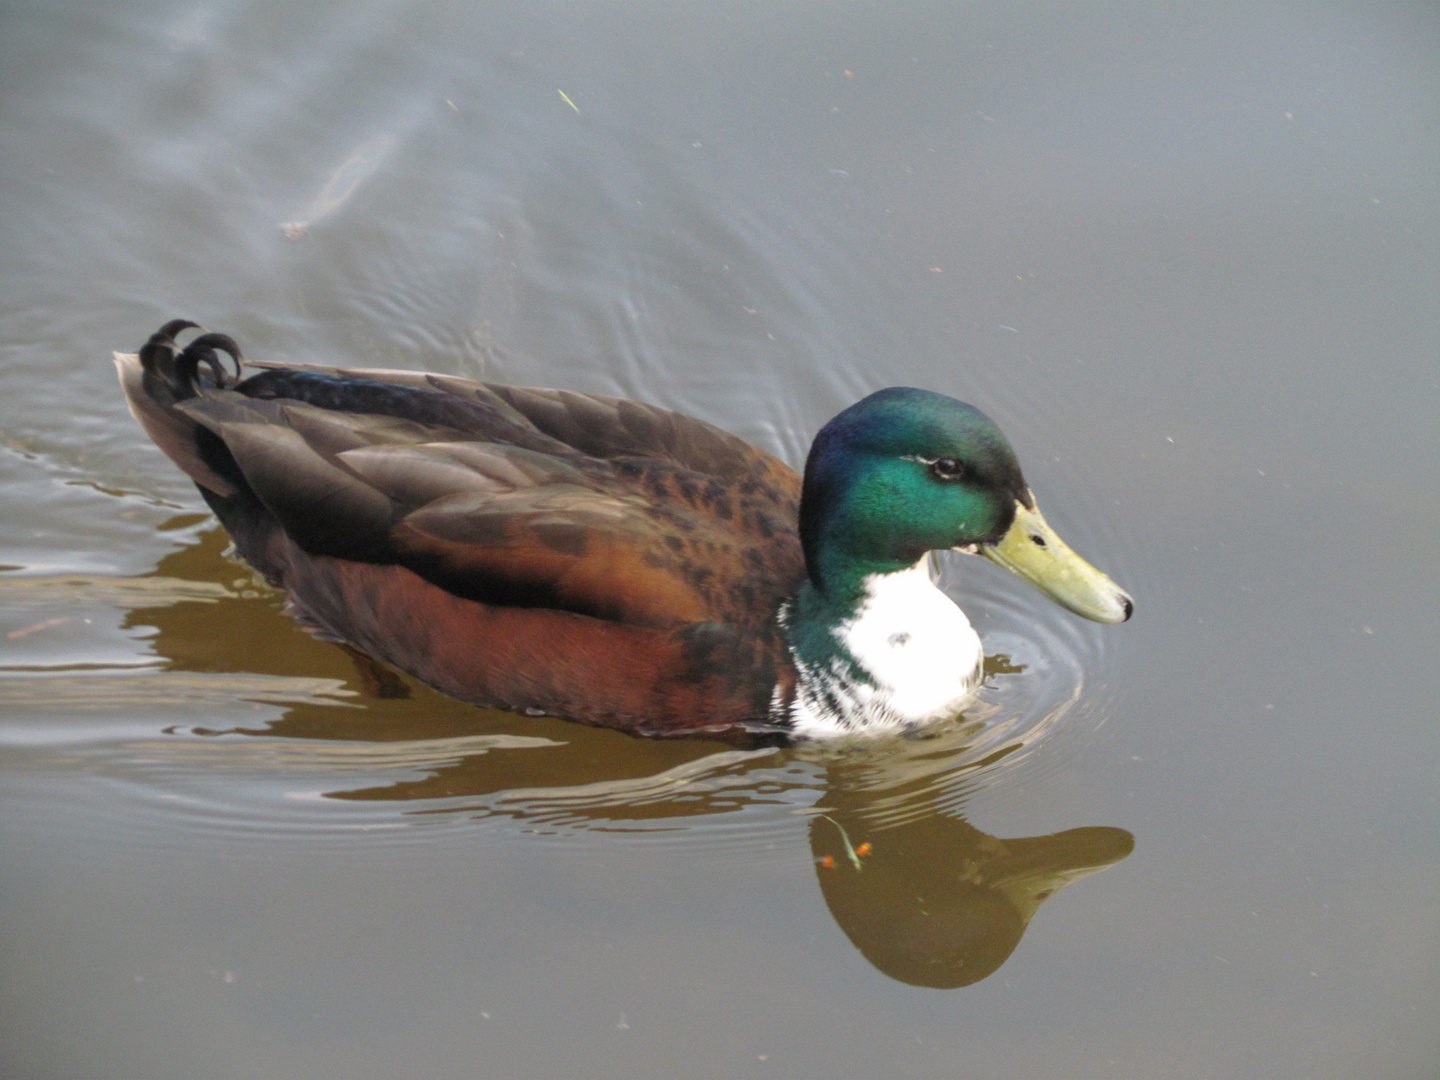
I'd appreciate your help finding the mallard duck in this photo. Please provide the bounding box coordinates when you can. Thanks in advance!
[118,321,1131,740]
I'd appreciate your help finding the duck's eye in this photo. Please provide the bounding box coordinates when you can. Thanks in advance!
[929,457,966,481]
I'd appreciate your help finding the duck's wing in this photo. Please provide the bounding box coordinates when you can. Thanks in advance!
[246,360,800,520]
[157,368,804,632]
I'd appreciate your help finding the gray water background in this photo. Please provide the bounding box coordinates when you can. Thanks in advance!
[1,2,1437,1077]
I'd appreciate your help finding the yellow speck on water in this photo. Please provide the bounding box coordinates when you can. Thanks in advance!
[557,89,581,114]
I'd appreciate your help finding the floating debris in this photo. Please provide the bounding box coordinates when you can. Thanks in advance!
[7,616,68,640]
[819,815,870,871]
[281,132,397,241]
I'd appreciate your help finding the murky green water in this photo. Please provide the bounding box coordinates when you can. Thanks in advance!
[2,2,1438,1077]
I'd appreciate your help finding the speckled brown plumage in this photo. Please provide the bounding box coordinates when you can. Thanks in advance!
[118,322,805,738]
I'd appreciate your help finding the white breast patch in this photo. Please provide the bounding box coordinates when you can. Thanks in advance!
[784,556,984,738]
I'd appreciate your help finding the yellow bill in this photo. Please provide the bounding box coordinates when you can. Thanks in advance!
[979,498,1133,624]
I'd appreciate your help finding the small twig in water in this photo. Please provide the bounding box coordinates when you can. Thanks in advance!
[819,815,867,871]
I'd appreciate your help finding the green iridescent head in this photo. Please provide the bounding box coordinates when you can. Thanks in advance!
[800,387,1132,623]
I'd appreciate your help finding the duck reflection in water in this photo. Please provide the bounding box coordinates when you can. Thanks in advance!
[805,747,1132,988]
[124,525,1133,989]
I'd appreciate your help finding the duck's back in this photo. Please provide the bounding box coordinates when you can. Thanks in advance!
[118,325,804,737]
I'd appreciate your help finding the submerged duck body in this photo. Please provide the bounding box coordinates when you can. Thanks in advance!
[118,321,1131,741]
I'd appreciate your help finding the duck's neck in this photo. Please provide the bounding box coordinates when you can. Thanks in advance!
[776,554,984,738]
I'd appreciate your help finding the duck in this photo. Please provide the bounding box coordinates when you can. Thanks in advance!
[117,320,1132,741]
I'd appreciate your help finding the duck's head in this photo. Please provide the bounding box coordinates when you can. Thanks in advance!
[800,387,1132,623]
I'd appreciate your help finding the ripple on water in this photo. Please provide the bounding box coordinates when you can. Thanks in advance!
[0,540,1117,866]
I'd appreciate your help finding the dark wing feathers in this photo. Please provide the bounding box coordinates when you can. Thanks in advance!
[338,444,557,504]
[241,366,569,456]
[166,361,803,632]
[250,359,794,489]
[188,409,397,561]
[393,489,718,624]
[282,404,473,457]
[486,383,785,485]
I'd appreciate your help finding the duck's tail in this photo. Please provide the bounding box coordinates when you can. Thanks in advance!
[137,319,243,400]
[115,319,245,497]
